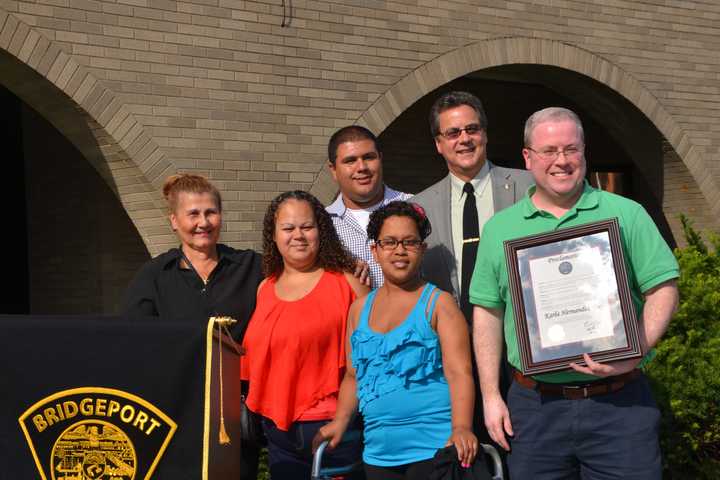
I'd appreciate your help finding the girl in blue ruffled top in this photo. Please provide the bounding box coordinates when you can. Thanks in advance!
[315,201,478,479]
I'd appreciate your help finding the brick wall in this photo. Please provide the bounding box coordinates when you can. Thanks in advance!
[663,142,720,245]
[2,0,720,258]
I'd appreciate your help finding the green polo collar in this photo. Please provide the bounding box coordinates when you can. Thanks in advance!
[521,180,598,219]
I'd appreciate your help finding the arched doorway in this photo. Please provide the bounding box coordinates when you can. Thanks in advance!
[0,84,150,314]
[0,11,174,255]
[335,38,720,246]
[0,12,175,313]
[379,64,676,246]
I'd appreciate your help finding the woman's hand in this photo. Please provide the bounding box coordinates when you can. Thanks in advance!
[447,426,478,468]
[311,419,348,452]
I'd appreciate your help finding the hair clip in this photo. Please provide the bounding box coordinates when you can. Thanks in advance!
[410,203,426,219]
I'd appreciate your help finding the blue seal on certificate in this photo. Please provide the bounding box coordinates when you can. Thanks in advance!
[558,261,573,275]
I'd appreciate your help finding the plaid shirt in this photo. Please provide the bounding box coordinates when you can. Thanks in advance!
[327,186,411,288]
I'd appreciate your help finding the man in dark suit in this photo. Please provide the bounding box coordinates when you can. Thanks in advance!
[412,91,532,450]
[413,91,533,319]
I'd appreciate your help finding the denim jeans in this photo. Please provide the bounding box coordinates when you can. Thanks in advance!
[262,417,363,479]
[506,374,662,480]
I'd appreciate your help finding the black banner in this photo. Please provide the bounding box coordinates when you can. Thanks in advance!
[0,315,237,480]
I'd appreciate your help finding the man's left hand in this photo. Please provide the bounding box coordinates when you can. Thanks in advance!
[353,260,371,287]
[569,353,640,377]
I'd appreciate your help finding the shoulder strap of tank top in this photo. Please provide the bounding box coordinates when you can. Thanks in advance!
[424,285,442,323]
[417,282,432,304]
[357,289,379,330]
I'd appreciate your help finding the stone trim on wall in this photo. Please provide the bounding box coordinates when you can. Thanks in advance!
[0,7,173,256]
[320,36,720,220]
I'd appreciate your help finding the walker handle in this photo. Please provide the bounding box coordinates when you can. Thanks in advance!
[481,443,504,480]
[310,440,330,479]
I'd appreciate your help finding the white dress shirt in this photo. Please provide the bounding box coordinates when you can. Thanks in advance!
[449,162,494,291]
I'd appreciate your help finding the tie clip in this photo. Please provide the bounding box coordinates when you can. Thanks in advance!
[463,237,480,244]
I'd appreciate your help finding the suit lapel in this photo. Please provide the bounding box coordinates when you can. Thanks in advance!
[436,177,454,255]
[436,176,459,296]
[490,163,516,212]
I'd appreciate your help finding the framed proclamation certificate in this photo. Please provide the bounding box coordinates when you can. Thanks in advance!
[504,219,642,375]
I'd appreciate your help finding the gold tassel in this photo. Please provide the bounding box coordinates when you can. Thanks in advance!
[218,421,231,445]
[212,316,237,445]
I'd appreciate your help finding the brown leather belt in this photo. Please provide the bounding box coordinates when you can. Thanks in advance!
[512,369,641,400]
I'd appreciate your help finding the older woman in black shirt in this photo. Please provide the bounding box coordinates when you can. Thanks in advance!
[123,173,263,478]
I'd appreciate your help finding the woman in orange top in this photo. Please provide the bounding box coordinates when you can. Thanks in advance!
[241,190,369,479]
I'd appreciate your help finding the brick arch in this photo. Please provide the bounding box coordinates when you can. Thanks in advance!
[0,9,174,256]
[310,36,720,219]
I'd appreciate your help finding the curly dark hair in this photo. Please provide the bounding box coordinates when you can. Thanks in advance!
[367,201,432,242]
[262,190,356,277]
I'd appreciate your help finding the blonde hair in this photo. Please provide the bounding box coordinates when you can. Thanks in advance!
[162,174,222,213]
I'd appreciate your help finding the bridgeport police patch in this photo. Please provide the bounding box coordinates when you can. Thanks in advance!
[18,387,177,480]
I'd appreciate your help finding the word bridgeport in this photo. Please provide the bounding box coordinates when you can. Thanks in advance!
[32,396,162,435]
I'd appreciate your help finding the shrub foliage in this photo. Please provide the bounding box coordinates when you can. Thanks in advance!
[646,215,720,478]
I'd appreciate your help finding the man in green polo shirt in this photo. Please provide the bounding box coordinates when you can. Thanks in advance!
[469,107,679,479]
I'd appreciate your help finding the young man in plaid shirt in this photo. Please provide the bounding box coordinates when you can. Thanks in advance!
[326,126,411,288]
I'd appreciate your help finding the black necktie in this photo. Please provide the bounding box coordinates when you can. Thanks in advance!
[460,182,479,323]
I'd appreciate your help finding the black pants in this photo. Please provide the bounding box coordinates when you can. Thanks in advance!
[363,458,434,480]
[240,444,260,479]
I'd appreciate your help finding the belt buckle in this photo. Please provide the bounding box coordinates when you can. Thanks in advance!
[562,385,589,399]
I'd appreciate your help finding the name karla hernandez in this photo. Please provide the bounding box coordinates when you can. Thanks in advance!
[544,305,591,319]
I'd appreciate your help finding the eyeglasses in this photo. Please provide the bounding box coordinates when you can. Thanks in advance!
[375,238,424,251]
[526,145,584,161]
[437,124,483,140]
